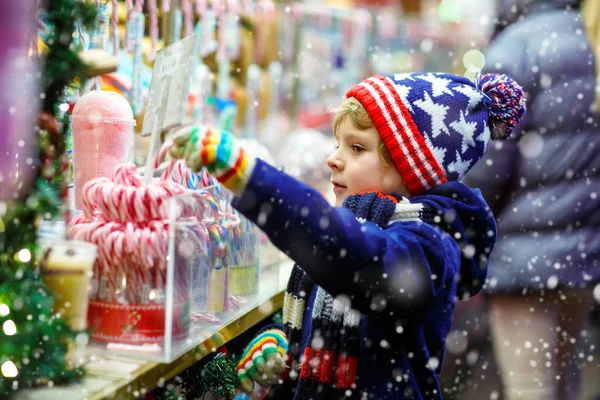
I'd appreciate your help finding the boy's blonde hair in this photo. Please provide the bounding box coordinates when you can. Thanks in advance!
[331,97,394,167]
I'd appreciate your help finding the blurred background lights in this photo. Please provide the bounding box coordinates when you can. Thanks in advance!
[0,304,9,317]
[1,360,18,378]
[438,0,462,23]
[3,320,17,336]
[463,49,485,80]
[17,248,31,263]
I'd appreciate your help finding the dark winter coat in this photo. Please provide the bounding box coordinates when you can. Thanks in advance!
[462,0,600,294]
[233,159,497,399]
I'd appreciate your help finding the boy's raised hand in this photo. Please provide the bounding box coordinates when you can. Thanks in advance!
[169,125,255,195]
[236,329,289,394]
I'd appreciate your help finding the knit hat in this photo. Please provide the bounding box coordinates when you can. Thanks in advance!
[345,72,526,195]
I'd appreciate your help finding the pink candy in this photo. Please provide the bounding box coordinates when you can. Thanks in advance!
[71,162,204,303]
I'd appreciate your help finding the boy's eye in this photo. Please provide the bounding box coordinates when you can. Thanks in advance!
[351,145,365,153]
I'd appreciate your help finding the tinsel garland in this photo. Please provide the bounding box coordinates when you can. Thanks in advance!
[152,352,240,400]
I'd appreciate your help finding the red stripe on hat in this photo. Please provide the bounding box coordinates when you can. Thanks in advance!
[347,81,431,193]
[375,76,447,186]
[366,78,440,190]
[346,76,447,194]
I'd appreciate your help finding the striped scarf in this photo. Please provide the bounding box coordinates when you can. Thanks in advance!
[281,192,402,399]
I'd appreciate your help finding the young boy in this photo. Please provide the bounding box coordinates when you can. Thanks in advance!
[170,72,525,399]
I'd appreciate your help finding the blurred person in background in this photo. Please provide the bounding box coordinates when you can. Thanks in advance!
[462,0,600,399]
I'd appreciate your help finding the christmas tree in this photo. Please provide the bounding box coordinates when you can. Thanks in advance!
[0,0,97,395]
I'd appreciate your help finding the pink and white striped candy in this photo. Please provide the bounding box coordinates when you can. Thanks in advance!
[71,162,205,303]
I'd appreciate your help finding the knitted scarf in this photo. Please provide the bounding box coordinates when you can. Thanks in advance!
[282,192,401,399]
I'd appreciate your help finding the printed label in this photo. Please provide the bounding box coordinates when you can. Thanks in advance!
[229,263,258,296]
[207,264,227,313]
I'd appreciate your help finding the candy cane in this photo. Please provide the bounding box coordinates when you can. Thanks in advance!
[199,190,220,221]
[182,0,194,37]
[148,0,159,60]
[154,140,174,168]
[72,164,202,303]
[255,0,275,65]
[71,151,248,309]
[226,0,241,60]
[125,0,134,51]
[195,0,206,15]
[112,0,119,55]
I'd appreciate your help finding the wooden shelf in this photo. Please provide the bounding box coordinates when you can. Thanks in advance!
[13,262,292,400]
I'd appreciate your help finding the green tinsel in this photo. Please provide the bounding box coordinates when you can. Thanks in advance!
[154,383,185,400]
[0,0,97,395]
[42,0,97,114]
[178,352,240,400]
[0,267,85,395]
[199,353,239,399]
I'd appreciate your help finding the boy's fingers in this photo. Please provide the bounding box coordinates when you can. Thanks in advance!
[250,366,271,388]
[185,153,203,172]
[238,377,254,394]
[183,137,198,161]
[169,145,185,160]
[263,370,281,386]
[172,128,193,146]
[251,353,284,386]
[266,354,287,376]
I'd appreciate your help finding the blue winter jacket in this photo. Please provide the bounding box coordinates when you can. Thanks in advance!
[462,0,600,293]
[233,159,497,399]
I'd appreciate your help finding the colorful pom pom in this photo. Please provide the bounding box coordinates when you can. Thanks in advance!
[477,73,527,140]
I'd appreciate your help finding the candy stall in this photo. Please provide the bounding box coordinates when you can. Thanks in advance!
[0,0,484,399]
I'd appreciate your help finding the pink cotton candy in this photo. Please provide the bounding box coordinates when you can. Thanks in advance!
[71,90,136,209]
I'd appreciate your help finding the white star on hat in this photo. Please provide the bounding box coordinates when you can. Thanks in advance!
[450,111,478,153]
[447,151,472,178]
[414,91,450,138]
[477,124,491,152]
[393,85,414,113]
[417,73,454,97]
[453,84,484,112]
[430,143,448,167]
[393,73,417,82]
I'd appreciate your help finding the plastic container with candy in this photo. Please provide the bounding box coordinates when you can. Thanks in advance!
[71,90,136,209]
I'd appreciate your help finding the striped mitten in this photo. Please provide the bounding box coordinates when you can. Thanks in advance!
[236,329,288,394]
[170,125,256,196]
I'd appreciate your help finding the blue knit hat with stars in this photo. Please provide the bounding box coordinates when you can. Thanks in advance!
[346,72,526,195]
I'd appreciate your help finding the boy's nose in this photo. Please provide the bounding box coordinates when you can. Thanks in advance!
[327,153,343,171]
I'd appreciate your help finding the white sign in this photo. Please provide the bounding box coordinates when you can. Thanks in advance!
[142,35,198,184]
[141,34,199,136]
